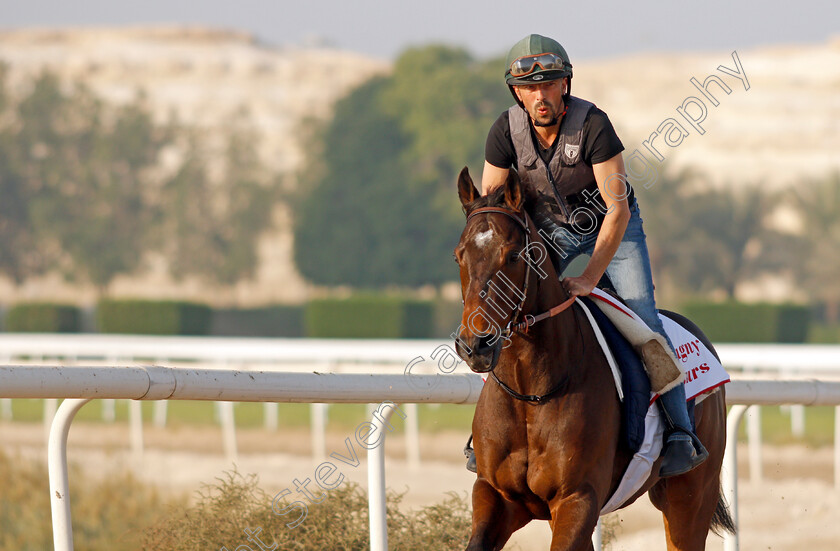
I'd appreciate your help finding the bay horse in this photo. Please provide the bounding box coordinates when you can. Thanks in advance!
[453,167,734,550]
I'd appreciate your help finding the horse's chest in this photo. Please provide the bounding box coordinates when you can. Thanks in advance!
[488,434,575,501]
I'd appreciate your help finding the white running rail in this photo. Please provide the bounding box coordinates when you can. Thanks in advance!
[1,365,840,550]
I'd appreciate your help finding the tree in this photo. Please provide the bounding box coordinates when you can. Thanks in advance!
[0,68,59,282]
[293,77,442,287]
[292,46,512,288]
[640,170,780,300]
[12,74,165,291]
[158,120,275,285]
[790,173,840,321]
[0,69,277,292]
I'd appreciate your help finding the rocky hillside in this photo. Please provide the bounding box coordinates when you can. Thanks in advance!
[575,39,840,188]
[0,27,388,175]
[0,27,387,305]
[1,27,837,304]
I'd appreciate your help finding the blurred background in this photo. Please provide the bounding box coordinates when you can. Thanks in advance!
[0,2,838,341]
[1,3,839,550]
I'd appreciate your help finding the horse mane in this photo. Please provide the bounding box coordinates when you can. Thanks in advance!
[464,170,539,216]
[464,185,508,212]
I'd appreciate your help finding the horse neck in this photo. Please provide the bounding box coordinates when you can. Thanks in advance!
[502,247,581,392]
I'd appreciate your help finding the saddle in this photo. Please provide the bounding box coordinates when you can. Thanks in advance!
[577,287,730,453]
[579,295,654,453]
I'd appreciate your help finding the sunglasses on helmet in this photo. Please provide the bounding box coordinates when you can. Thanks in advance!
[508,52,567,77]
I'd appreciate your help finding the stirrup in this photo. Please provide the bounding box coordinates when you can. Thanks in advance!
[659,428,709,478]
[464,435,476,473]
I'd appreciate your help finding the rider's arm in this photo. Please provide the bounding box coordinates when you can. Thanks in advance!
[564,152,631,295]
[481,161,510,196]
[483,113,513,196]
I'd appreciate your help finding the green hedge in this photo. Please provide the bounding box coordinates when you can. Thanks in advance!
[680,301,811,343]
[305,296,434,338]
[432,300,464,339]
[807,323,840,344]
[97,299,212,335]
[4,303,81,333]
[210,305,304,337]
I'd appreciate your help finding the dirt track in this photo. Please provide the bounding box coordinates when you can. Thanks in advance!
[1,422,838,550]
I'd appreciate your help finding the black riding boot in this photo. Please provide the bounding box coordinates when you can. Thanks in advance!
[464,434,477,473]
[657,384,709,478]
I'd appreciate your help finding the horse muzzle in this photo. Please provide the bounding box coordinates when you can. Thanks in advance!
[455,333,503,373]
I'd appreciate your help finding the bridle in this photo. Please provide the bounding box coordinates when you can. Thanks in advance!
[465,206,534,337]
[463,206,580,404]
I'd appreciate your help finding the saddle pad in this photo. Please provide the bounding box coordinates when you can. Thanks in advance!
[579,296,650,453]
[659,314,730,402]
[576,292,730,515]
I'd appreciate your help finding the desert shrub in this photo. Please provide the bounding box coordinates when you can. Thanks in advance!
[0,450,175,550]
[144,470,471,550]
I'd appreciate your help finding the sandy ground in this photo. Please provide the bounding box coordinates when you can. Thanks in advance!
[1,422,838,550]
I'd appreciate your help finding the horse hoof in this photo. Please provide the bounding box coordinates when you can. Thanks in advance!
[659,436,709,478]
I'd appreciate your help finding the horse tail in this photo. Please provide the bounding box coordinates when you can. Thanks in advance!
[710,484,736,536]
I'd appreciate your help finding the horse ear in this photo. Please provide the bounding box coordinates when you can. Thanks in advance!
[457,166,480,212]
[504,169,524,211]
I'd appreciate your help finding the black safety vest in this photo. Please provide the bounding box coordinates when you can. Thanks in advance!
[508,96,608,231]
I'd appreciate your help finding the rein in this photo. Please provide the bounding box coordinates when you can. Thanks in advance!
[506,295,576,336]
[464,205,582,405]
[490,370,568,404]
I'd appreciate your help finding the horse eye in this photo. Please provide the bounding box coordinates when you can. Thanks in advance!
[506,251,519,264]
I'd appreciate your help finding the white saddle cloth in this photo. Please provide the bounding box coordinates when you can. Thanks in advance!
[577,290,730,515]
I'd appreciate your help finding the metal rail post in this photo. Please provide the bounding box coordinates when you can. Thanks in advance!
[129,400,144,462]
[746,405,762,482]
[48,398,92,551]
[404,403,420,469]
[219,401,238,462]
[723,404,749,551]
[153,401,168,428]
[835,406,840,491]
[790,404,806,437]
[264,402,279,431]
[311,403,328,463]
[368,403,398,551]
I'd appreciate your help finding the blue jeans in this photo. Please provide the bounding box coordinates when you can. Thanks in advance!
[537,199,692,432]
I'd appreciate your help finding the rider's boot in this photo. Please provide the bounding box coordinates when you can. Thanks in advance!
[657,383,709,478]
[464,434,477,473]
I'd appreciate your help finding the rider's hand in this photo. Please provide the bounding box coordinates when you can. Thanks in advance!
[562,275,596,297]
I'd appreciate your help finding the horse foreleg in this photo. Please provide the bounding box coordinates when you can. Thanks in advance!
[466,478,533,551]
[547,491,600,551]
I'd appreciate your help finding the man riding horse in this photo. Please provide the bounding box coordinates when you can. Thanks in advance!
[464,33,707,478]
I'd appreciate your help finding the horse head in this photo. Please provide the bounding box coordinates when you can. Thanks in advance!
[454,166,539,373]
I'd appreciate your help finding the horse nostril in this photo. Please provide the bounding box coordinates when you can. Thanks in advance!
[476,335,495,354]
[455,336,473,359]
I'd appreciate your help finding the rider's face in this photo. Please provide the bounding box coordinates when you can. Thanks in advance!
[514,79,565,127]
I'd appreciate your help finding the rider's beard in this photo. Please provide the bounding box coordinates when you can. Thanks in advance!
[531,100,559,127]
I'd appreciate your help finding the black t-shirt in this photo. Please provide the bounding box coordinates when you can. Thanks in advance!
[485,105,625,169]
